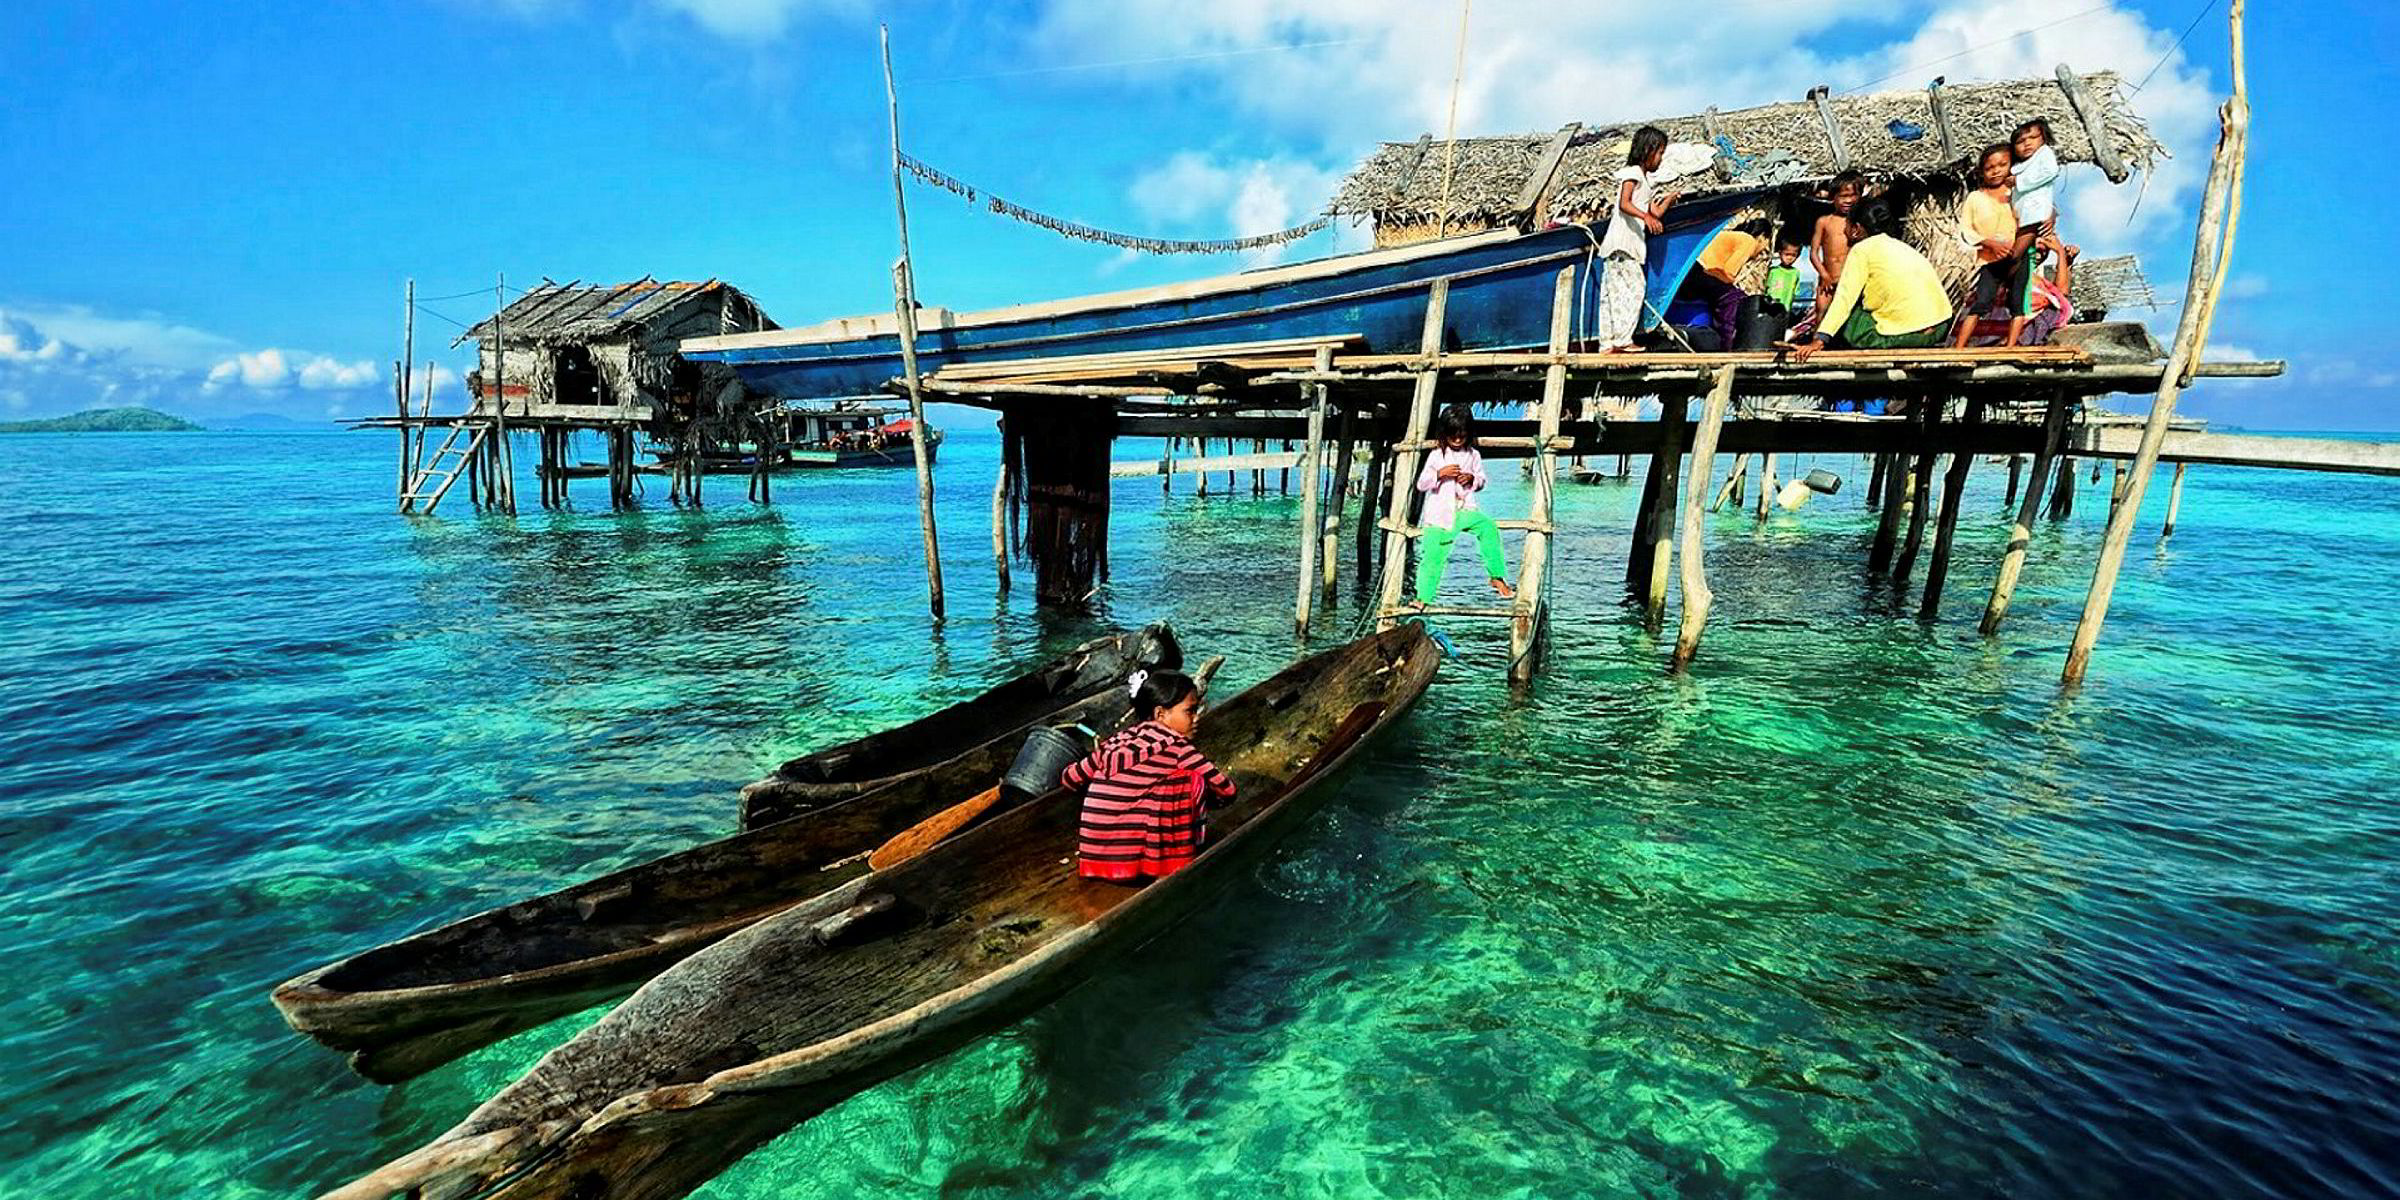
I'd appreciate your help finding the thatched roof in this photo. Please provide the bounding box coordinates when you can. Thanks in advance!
[2069,254,2158,318]
[1331,69,2165,229]
[455,279,774,347]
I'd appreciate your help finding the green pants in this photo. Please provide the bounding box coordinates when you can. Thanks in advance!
[1416,509,1507,603]
[1836,304,1951,349]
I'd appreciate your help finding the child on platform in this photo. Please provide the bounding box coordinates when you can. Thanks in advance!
[1801,171,1866,337]
[1064,670,1233,883]
[1954,143,2027,347]
[1414,407,1514,607]
[1596,126,1676,353]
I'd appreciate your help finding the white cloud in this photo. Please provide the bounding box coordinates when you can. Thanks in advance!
[485,0,857,40]
[0,304,416,419]
[1125,152,1357,266]
[1043,0,2220,271]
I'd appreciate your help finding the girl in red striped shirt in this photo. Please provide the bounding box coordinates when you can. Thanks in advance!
[1062,670,1234,882]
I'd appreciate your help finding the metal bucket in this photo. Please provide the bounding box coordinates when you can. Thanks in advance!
[1802,467,1842,494]
[1005,725,1092,795]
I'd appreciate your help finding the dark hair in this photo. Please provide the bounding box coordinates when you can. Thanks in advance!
[1628,126,1668,167]
[1976,142,2013,171]
[1132,670,1200,721]
[1737,218,1773,239]
[1829,170,1866,195]
[1852,197,1900,239]
[2012,118,2053,149]
[1435,404,1476,447]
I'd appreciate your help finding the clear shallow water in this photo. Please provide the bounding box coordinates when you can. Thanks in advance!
[0,423,2394,1198]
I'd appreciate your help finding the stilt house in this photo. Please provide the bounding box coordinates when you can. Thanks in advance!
[457,279,775,421]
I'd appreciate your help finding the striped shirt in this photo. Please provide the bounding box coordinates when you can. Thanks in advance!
[1063,720,1235,881]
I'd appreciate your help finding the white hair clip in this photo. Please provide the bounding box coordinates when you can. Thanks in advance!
[1125,669,1149,698]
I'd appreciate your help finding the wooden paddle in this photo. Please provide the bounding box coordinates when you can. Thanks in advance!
[866,656,1227,873]
[867,784,1004,871]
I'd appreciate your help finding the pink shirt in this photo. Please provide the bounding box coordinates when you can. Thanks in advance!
[1415,445,1488,530]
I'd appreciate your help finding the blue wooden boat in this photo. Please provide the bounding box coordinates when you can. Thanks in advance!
[681,196,1754,400]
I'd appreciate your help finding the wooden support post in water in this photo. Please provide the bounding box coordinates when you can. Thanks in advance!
[1292,351,1330,638]
[2003,454,2024,509]
[991,415,1011,596]
[1356,417,1387,598]
[2049,455,2076,519]
[1373,279,1450,627]
[397,279,414,507]
[2107,462,2128,521]
[1322,392,1358,601]
[2066,0,2248,685]
[882,24,945,622]
[1980,391,2070,634]
[1510,268,1576,684]
[1644,394,1688,627]
[1919,398,1984,619]
[1754,451,1776,522]
[2163,462,2188,537]
[1711,453,1749,513]
[1866,452,1887,509]
[492,273,515,515]
[1868,451,1907,573]
[1892,403,1943,585]
[1673,366,1737,669]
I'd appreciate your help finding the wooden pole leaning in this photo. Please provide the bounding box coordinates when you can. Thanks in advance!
[1918,397,1984,619]
[1373,278,1451,629]
[1509,267,1575,684]
[1673,366,1738,669]
[882,25,945,622]
[2048,454,2076,519]
[397,279,415,509]
[492,273,515,514]
[2064,0,2248,685]
[1293,348,1332,638]
[1980,391,2071,634]
[1891,403,1941,585]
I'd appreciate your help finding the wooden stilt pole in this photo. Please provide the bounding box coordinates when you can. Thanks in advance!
[1866,451,1887,509]
[1644,394,1687,627]
[1754,450,1776,521]
[882,24,945,621]
[1627,447,1666,589]
[1293,352,1331,638]
[1919,398,1984,619]
[2162,462,2188,537]
[1373,279,1450,627]
[2067,0,2247,683]
[1673,366,1737,669]
[1891,402,1943,585]
[398,279,415,508]
[2003,454,2024,509]
[1322,397,1358,601]
[1868,451,1906,573]
[1711,454,1749,513]
[1980,392,2070,634]
[492,273,515,515]
[1510,268,1575,684]
[2049,454,2076,519]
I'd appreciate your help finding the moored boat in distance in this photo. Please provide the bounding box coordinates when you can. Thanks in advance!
[273,626,1180,1083]
[318,625,1441,1200]
[679,207,1751,401]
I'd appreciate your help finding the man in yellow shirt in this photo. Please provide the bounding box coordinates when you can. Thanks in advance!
[1676,218,1771,348]
[1789,198,1953,361]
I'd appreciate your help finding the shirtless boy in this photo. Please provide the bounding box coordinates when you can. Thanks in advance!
[1802,171,1866,335]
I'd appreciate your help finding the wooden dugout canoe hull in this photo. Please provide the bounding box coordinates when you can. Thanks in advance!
[739,623,1179,828]
[321,625,1441,1200]
[678,205,1752,401]
[273,626,1181,1084]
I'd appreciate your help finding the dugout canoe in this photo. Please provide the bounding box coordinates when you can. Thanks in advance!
[320,625,1440,1200]
[273,626,1182,1084]
[741,623,1180,827]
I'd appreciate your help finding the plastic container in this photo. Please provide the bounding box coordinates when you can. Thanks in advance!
[1803,467,1842,494]
[1005,725,1092,795]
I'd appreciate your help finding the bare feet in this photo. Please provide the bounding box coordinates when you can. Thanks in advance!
[1490,577,1516,600]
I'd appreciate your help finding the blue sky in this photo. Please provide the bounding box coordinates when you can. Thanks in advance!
[2,0,2392,429]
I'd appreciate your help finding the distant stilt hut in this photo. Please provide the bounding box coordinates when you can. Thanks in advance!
[458,278,776,423]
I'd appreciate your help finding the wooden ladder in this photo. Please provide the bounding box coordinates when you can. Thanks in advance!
[1372,267,1577,684]
[400,421,490,515]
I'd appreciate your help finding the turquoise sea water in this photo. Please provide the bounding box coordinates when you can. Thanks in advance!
[0,421,2394,1198]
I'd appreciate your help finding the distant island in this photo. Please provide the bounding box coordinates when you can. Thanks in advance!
[0,406,204,433]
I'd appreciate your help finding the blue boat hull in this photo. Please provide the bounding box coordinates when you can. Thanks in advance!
[688,199,1749,401]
